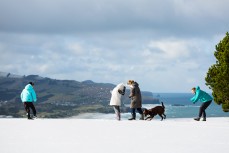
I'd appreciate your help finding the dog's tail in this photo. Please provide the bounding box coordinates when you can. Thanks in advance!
[161,102,165,108]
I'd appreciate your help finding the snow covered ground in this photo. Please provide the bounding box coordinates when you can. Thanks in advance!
[0,118,229,153]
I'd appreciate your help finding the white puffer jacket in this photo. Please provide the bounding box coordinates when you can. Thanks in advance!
[109,83,125,106]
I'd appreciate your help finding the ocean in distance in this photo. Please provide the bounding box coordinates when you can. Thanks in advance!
[72,93,229,120]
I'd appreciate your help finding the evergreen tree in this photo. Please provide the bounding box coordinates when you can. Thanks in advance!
[205,32,229,112]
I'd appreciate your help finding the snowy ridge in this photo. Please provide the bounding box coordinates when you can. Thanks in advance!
[0,118,228,153]
[0,72,23,78]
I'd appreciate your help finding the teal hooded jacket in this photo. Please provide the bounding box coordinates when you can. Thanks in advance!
[20,84,37,102]
[190,86,212,104]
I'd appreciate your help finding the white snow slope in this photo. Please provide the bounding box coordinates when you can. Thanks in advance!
[0,118,229,153]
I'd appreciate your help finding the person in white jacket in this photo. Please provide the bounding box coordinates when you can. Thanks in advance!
[109,83,126,120]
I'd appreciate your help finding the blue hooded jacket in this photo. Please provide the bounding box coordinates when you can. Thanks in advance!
[20,84,37,102]
[190,86,212,104]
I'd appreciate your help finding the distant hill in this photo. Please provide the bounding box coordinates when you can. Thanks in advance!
[0,72,159,118]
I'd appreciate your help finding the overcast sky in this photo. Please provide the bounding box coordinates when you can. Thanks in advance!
[0,0,228,92]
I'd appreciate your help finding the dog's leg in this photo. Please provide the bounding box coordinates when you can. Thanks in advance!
[149,115,154,121]
[159,114,164,121]
[145,116,150,120]
[163,114,166,119]
[146,115,153,121]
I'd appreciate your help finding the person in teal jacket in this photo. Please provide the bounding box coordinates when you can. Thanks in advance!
[190,86,213,121]
[20,82,37,119]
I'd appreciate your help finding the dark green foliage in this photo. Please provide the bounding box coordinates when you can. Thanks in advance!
[205,32,229,112]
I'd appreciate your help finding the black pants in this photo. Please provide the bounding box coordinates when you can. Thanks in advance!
[131,108,143,115]
[24,102,36,118]
[199,100,212,118]
[113,106,121,114]
[113,106,121,120]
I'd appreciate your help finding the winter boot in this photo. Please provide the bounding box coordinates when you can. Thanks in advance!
[27,113,32,119]
[202,118,206,121]
[128,113,136,120]
[194,117,200,121]
[139,114,144,120]
[27,115,33,120]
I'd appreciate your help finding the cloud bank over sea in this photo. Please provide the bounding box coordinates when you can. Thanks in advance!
[1,0,228,92]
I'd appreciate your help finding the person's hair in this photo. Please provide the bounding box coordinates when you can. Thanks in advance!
[29,82,34,86]
[127,80,135,85]
[191,87,196,91]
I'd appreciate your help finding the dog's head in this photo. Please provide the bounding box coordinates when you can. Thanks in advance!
[143,109,149,117]
[117,83,126,95]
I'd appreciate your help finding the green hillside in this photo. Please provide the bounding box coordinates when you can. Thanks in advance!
[0,73,159,118]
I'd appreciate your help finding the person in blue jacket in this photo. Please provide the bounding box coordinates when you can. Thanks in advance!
[190,86,213,121]
[20,82,37,119]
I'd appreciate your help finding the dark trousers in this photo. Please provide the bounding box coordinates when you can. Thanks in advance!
[24,102,36,118]
[113,106,121,120]
[131,108,143,115]
[113,106,121,114]
[199,100,212,118]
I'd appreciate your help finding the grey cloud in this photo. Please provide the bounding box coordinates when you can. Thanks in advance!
[0,0,228,37]
[0,0,227,92]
